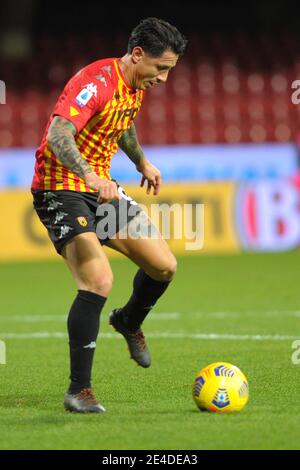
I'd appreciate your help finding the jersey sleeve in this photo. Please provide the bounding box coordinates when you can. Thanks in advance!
[52,70,111,133]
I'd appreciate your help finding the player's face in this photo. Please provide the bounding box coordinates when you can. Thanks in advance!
[132,48,179,90]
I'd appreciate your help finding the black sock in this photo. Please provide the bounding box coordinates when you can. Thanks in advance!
[122,269,171,330]
[67,290,106,394]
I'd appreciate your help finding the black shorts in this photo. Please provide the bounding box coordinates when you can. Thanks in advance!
[31,186,142,255]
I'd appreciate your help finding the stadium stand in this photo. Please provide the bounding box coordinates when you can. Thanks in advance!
[1,32,299,146]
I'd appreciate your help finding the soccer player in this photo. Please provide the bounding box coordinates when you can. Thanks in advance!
[31,18,187,413]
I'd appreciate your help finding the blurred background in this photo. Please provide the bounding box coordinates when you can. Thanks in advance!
[1,0,300,260]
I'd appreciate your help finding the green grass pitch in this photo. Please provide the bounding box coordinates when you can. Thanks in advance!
[0,251,300,450]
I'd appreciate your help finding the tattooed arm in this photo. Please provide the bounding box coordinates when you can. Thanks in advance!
[47,116,120,202]
[47,116,92,178]
[118,122,146,168]
[118,123,161,195]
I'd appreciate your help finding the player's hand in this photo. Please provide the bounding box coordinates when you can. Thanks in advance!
[84,172,121,203]
[137,159,161,196]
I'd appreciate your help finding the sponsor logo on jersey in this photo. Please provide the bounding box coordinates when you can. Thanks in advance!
[110,107,139,124]
[95,73,107,87]
[101,65,112,77]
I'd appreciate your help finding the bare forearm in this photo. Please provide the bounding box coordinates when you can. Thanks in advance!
[118,123,146,168]
[47,116,92,179]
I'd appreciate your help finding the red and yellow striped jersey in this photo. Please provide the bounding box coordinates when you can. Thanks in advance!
[32,58,144,192]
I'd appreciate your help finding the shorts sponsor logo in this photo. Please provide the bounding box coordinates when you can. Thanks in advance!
[47,200,63,211]
[59,225,73,239]
[43,192,57,201]
[54,211,68,224]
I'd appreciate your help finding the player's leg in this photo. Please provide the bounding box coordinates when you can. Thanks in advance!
[32,190,113,412]
[106,212,177,367]
[62,232,113,412]
[107,218,176,281]
[107,230,176,328]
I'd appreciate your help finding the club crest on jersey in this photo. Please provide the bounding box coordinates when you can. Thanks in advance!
[74,82,97,107]
[77,216,88,227]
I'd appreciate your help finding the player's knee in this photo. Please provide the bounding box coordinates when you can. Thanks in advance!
[156,256,177,282]
[100,274,114,296]
[165,257,177,281]
[85,272,113,297]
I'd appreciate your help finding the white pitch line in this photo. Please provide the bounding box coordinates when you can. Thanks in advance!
[0,313,181,323]
[0,331,298,341]
[1,310,300,323]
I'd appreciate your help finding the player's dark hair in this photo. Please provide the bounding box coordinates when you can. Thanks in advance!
[128,17,187,57]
